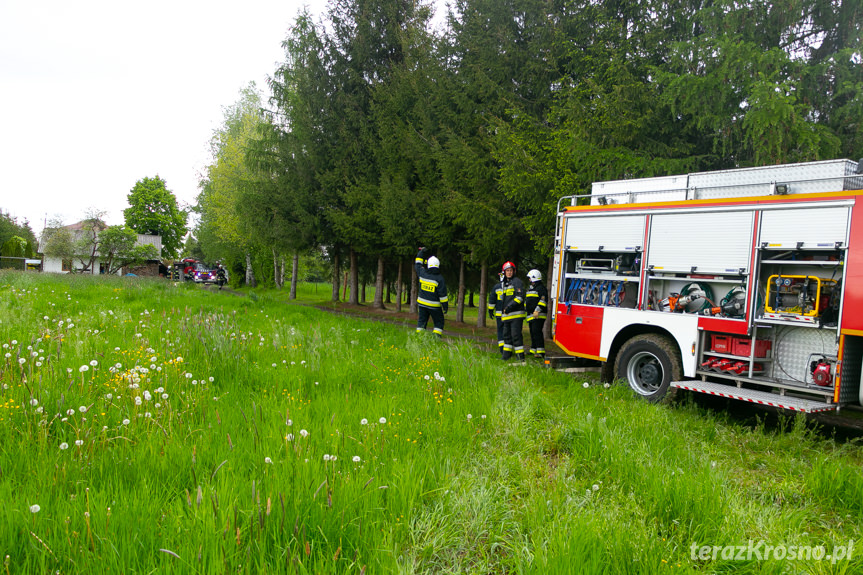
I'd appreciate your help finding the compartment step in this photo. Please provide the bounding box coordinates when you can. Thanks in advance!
[670,380,838,413]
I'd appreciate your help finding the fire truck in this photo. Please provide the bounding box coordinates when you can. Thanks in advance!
[550,159,863,413]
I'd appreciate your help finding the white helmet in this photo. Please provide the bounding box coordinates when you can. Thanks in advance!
[527,269,542,282]
[427,256,440,269]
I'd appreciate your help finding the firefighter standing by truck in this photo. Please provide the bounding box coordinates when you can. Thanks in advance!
[415,248,449,338]
[525,269,548,359]
[487,271,506,357]
[500,261,526,361]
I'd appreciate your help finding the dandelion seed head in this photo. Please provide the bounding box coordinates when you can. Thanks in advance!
[265,457,273,464]
[379,417,387,424]
[29,504,40,514]
[352,456,361,463]
[75,440,84,447]
[360,418,368,425]
[59,442,68,450]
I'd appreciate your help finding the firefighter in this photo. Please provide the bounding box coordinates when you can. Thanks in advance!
[216,264,227,289]
[525,269,548,359]
[487,272,505,357]
[500,261,526,361]
[415,248,448,338]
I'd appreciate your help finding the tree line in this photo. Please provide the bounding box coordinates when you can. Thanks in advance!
[0,212,38,269]
[194,0,862,326]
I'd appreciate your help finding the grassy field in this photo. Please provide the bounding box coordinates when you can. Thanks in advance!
[1,272,862,574]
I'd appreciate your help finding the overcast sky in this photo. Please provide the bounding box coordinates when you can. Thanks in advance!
[0,0,335,235]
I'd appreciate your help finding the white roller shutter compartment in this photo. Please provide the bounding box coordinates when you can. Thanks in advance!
[759,206,850,249]
[563,214,645,252]
[648,211,753,274]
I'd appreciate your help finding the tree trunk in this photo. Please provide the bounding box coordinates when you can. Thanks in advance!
[273,247,282,289]
[281,254,287,290]
[361,281,366,303]
[349,247,359,305]
[385,280,391,304]
[544,256,554,339]
[331,252,340,302]
[456,254,466,323]
[477,260,487,327]
[410,260,418,314]
[373,256,385,309]
[469,291,474,307]
[343,271,348,301]
[395,260,403,312]
[245,252,257,287]
[290,252,299,300]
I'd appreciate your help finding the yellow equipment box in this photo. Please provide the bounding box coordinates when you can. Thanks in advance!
[764,275,836,317]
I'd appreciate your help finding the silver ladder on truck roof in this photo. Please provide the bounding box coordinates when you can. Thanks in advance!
[557,159,863,210]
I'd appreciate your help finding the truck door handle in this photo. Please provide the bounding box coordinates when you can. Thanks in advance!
[576,317,583,324]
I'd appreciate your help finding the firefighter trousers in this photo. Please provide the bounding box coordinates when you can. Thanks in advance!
[502,318,524,360]
[417,306,444,337]
[528,317,546,357]
[495,317,504,356]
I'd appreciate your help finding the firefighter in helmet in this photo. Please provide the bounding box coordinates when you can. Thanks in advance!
[487,271,506,357]
[525,269,548,359]
[500,261,526,360]
[415,248,449,337]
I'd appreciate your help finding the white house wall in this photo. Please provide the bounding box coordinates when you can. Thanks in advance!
[42,256,122,275]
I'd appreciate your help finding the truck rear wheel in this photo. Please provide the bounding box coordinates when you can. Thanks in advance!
[614,334,682,403]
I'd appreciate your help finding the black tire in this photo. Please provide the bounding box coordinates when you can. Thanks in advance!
[613,334,682,403]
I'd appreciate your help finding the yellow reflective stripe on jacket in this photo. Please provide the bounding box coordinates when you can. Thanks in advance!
[502,311,527,320]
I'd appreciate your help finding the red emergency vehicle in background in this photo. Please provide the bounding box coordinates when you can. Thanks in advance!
[550,159,863,413]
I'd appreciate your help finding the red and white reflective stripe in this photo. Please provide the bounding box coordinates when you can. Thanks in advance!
[673,383,835,413]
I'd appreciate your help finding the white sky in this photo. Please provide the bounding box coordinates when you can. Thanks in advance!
[0,0,332,235]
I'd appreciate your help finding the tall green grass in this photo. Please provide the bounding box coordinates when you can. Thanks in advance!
[1,271,862,574]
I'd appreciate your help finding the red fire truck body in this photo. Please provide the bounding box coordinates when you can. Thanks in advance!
[550,159,863,413]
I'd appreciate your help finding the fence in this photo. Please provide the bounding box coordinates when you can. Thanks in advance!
[0,257,41,271]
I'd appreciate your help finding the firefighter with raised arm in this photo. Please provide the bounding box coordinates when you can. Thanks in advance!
[500,261,527,361]
[525,269,548,359]
[487,271,506,357]
[415,248,449,338]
